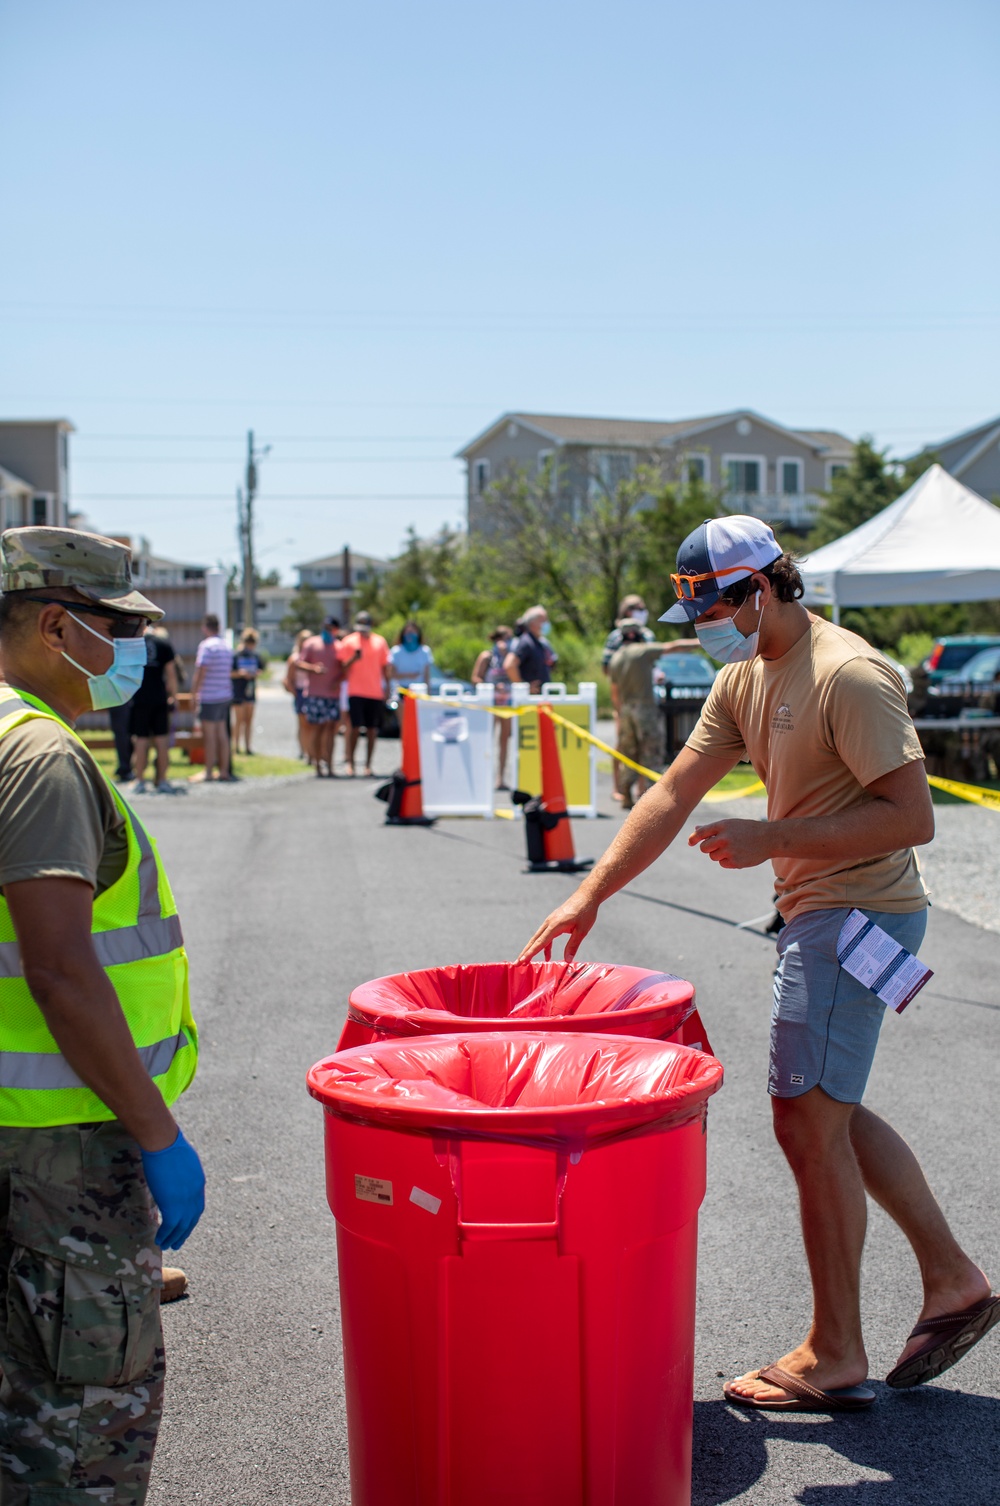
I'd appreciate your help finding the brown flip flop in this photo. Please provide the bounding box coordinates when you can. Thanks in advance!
[724,1364,876,1413]
[886,1293,1000,1389]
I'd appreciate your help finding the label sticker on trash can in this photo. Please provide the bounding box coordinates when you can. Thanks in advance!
[355,1174,393,1206]
[409,1186,442,1216]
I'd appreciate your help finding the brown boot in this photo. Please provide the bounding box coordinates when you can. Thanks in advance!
[160,1266,188,1303]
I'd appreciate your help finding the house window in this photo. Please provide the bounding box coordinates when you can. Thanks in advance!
[473,459,490,495]
[778,459,802,495]
[826,462,849,487]
[724,457,763,495]
[32,496,48,525]
[592,450,634,494]
[682,454,709,485]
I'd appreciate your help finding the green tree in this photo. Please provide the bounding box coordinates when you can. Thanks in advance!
[633,476,721,623]
[373,525,461,619]
[807,438,937,550]
[227,564,281,590]
[280,584,324,635]
[580,468,653,632]
[479,466,589,634]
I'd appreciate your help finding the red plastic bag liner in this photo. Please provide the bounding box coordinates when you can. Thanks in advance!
[346,960,696,1037]
[308,1032,723,1147]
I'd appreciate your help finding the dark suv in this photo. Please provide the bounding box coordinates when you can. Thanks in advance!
[925,644,1000,718]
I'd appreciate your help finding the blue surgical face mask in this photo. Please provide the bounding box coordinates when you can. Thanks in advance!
[694,591,762,665]
[402,632,419,651]
[63,612,151,709]
[321,629,334,644]
[539,621,551,638]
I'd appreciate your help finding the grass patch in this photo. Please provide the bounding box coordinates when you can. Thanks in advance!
[713,766,764,793]
[594,755,762,793]
[81,742,304,782]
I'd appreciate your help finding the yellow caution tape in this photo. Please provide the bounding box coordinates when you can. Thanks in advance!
[927,774,1000,811]
[538,704,766,800]
[401,687,765,801]
[403,689,1000,812]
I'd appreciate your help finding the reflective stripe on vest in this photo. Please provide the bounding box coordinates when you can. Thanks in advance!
[0,686,198,1125]
[0,1030,190,1090]
[0,914,184,977]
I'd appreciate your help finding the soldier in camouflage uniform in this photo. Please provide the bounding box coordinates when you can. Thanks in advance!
[607,618,670,809]
[0,528,205,1502]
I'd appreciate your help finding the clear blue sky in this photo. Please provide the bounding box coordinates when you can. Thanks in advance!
[3,0,998,580]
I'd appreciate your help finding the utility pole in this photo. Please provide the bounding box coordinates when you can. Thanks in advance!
[240,429,270,630]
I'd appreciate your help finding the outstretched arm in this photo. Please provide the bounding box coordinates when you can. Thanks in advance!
[518,744,737,960]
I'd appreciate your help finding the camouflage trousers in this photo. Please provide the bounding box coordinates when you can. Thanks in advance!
[0,1123,164,1505]
[615,703,663,803]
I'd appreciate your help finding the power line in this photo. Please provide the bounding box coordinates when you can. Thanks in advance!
[71,453,452,463]
[74,493,464,501]
[0,396,492,408]
[74,434,467,442]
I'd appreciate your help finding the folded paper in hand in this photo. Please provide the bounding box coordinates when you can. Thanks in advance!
[836,909,932,1015]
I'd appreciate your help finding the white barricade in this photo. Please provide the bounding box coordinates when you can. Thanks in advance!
[414,685,496,818]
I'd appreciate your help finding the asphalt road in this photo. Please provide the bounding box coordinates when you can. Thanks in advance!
[141,689,999,1506]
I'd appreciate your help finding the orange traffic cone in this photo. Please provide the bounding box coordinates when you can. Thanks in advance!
[376,692,435,826]
[511,705,593,872]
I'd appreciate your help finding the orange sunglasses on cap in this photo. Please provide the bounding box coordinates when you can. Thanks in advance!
[669,565,751,601]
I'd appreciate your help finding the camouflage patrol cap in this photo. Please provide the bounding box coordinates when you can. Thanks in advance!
[0,526,164,620]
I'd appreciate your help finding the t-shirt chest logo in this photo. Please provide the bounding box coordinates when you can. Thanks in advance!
[771,702,794,733]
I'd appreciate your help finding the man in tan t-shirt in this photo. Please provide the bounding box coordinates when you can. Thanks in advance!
[520,515,997,1414]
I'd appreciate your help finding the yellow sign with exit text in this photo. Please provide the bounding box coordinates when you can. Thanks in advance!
[515,704,594,811]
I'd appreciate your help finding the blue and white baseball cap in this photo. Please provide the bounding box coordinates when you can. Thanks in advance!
[660,515,782,623]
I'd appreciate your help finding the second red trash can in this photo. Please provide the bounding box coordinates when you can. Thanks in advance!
[308,1031,724,1506]
[336,959,713,1056]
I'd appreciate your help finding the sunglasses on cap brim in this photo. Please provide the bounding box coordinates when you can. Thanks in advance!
[669,565,752,601]
[26,597,149,638]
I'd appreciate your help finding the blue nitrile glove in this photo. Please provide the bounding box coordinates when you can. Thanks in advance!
[141,1129,206,1251]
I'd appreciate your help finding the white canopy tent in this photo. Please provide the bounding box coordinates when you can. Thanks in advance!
[799,464,1000,622]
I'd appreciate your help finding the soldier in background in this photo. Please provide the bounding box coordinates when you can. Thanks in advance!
[0,527,204,1504]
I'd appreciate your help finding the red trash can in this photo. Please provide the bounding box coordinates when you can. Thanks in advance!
[336,959,713,1057]
[308,1032,724,1506]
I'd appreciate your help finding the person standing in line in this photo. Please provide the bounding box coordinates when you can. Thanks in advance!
[607,621,701,809]
[131,623,179,793]
[389,620,434,694]
[602,594,656,802]
[0,526,204,1502]
[283,627,312,761]
[504,605,550,695]
[108,700,134,781]
[189,613,234,782]
[231,627,264,756]
[299,617,358,777]
[521,516,997,1414]
[472,624,514,790]
[606,618,667,810]
[337,610,391,777]
[601,592,656,668]
[320,618,352,767]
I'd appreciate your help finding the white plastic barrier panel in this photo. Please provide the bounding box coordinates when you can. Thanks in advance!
[414,686,496,818]
[512,682,598,818]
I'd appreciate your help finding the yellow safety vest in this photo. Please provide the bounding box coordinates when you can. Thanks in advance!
[0,686,198,1126]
